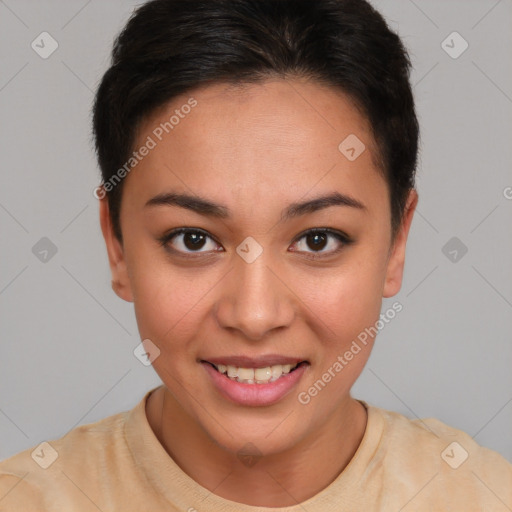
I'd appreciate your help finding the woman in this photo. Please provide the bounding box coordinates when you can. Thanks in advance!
[1,0,511,510]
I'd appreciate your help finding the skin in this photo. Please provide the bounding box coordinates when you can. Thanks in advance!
[100,77,418,507]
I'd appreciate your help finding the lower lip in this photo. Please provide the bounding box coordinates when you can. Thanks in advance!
[201,362,308,407]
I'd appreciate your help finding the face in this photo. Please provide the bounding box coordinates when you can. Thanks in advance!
[100,78,417,456]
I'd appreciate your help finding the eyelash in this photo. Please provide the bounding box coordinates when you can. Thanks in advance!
[157,227,353,259]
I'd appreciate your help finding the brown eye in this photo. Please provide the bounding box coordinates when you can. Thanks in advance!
[290,228,351,256]
[182,232,207,250]
[159,228,221,254]
[305,232,328,251]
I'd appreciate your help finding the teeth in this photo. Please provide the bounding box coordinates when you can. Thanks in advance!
[237,367,254,381]
[214,363,299,384]
[271,365,282,380]
[254,367,272,383]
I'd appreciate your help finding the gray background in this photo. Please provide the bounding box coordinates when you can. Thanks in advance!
[0,0,511,463]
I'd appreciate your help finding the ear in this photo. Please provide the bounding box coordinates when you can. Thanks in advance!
[382,189,418,298]
[99,194,134,302]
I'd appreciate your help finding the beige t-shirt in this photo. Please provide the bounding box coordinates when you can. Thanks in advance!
[1,385,511,511]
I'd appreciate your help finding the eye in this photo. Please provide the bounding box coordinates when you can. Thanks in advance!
[289,228,352,256]
[158,227,352,258]
[158,228,222,254]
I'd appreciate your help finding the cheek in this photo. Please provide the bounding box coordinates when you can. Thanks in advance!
[301,257,385,344]
[128,251,219,345]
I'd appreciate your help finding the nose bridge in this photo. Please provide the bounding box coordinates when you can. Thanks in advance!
[215,250,294,340]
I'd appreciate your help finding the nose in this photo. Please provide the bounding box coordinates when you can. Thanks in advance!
[214,253,295,341]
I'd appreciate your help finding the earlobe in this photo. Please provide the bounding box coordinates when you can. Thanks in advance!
[382,189,419,298]
[99,196,134,303]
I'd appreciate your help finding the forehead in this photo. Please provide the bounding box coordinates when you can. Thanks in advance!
[125,78,387,216]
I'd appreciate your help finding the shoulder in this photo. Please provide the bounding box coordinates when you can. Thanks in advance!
[367,404,512,506]
[0,410,129,511]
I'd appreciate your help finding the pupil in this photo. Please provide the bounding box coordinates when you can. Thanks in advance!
[307,233,327,251]
[184,232,205,250]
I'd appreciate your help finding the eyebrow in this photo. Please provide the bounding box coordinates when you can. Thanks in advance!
[144,191,367,220]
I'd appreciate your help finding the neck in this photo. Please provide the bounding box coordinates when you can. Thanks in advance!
[146,386,367,507]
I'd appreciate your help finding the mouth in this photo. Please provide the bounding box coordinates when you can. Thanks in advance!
[200,356,310,406]
[202,360,307,384]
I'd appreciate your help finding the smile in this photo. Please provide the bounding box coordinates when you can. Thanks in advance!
[207,362,302,384]
[200,358,310,406]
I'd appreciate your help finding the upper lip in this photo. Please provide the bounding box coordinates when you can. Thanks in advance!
[201,355,307,368]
